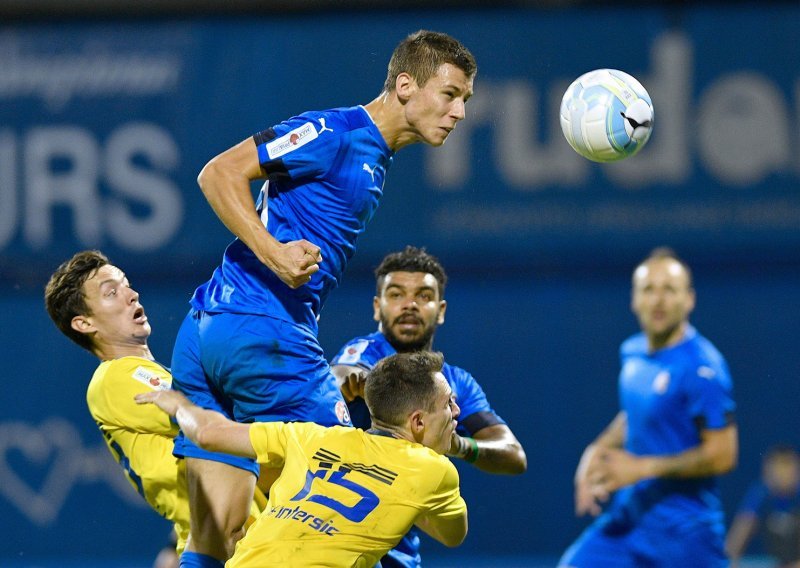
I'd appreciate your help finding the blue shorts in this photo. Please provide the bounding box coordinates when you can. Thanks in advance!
[380,528,421,568]
[171,309,351,475]
[559,513,728,568]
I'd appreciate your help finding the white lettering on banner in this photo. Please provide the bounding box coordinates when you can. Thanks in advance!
[428,31,798,191]
[0,123,182,251]
[0,418,145,526]
[0,33,181,112]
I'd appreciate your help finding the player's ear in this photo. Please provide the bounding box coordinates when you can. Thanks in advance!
[409,409,425,438]
[437,300,447,325]
[373,296,381,323]
[686,288,696,314]
[395,73,416,102]
[71,315,95,335]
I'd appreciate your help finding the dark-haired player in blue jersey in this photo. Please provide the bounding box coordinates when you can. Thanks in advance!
[331,246,527,568]
[170,32,477,568]
[559,248,738,568]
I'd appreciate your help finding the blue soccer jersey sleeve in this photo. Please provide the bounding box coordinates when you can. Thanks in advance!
[683,336,736,430]
[192,106,393,329]
[332,332,505,436]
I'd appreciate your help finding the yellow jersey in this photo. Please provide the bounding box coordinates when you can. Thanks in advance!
[227,423,467,568]
[86,356,191,552]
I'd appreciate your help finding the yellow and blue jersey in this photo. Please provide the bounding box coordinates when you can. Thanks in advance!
[333,331,506,567]
[227,422,466,568]
[86,356,191,552]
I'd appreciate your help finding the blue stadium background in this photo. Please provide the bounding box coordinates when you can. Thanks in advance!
[1,2,799,565]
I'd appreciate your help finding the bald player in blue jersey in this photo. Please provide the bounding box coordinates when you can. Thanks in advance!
[559,248,738,568]
[170,31,477,568]
[332,246,527,568]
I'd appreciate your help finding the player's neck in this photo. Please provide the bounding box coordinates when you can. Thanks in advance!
[368,419,411,443]
[95,341,154,362]
[647,321,688,352]
[364,94,420,152]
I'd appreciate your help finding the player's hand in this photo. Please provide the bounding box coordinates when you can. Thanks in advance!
[340,371,366,402]
[267,239,322,289]
[134,390,190,416]
[574,445,604,516]
[575,476,605,517]
[586,447,647,497]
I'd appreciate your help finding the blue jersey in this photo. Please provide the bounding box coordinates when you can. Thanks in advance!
[332,331,505,435]
[332,331,505,568]
[609,325,735,528]
[191,106,393,331]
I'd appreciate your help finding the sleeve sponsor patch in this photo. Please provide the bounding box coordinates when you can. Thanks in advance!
[131,366,171,391]
[336,340,370,365]
[265,122,318,160]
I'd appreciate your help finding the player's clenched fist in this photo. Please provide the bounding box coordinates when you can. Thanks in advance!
[268,239,323,289]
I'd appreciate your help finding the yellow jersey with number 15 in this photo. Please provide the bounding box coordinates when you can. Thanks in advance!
[227,422,467,568]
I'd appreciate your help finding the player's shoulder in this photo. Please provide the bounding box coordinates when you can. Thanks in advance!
[682,329,731,380]
[89,356,172,393]
[333,331,391,367]
[441,361,478,390]
[620,332,648,357]
[295,106,370,133]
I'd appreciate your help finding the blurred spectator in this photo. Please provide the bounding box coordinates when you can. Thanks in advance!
[727,445,800,568]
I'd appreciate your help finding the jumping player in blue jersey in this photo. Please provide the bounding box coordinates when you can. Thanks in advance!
[331,246,527,567]
[559,248,738,568]
[170,32,477,568]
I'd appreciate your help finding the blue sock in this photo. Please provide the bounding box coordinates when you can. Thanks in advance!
[179,551,225,568]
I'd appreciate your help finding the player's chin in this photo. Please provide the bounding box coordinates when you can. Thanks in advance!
[426,130,451,146]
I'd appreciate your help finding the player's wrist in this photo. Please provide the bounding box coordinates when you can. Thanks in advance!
[447,435,471,460]
[448,436,479,463]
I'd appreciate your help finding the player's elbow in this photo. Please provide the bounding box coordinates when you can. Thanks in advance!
[197,159,220,194]
[440,523,468,548]
[509,445,528,475]
[717,448,738,475]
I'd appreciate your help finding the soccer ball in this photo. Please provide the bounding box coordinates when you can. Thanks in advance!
[559,69,654,163]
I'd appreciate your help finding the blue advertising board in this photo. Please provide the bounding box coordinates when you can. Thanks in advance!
[1,6,798,281]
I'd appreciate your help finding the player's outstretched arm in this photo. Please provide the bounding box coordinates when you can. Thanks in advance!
[197,137,322,289]
[415,510,468,548]
[135,390,256,458]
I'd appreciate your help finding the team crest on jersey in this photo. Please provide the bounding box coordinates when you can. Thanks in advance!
[131,366,171,391]
[697,366,716,380]
[652,371,670,394]
[266,122,318,159]
[337,339,369,365]
[335,401,351,425]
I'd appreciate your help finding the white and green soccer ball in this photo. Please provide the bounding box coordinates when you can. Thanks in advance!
[559,69,654,163]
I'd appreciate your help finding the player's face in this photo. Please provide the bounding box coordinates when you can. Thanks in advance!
[422,373,460,455]
[631,258,695,348]
[374,271,446,352]
[405,63,473,147]
[81,264,150,346]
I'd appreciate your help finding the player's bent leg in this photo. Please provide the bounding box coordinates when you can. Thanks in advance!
[184,457,256,561]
